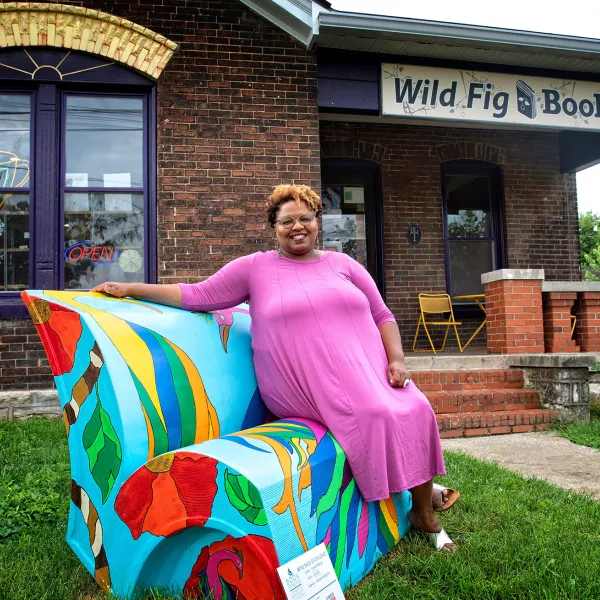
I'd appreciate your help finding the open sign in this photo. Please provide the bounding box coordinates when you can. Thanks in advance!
[64,241,120,264]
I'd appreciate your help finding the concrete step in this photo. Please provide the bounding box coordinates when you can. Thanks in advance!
[426,388,539,414]
[405,354,511,371]
[437,409,557,438]
[412,369,525,392]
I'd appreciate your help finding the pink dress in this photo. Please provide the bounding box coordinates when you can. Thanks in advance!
[180,250,445,502]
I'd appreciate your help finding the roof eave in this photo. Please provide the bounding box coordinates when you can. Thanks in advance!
[239,0,329,47]
[316,12,600,59]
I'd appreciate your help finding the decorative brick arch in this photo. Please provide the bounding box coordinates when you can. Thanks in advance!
[0,3,178,80]
[436,141,506,164]
[321,140,387,163]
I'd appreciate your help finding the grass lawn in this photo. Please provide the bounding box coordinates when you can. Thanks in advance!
[2,419,600,600]
[555,401,600,450]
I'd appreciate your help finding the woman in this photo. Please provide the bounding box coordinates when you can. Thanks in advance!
[93,184,456,551]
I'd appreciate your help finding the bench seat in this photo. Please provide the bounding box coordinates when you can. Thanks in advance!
[23,289,409,599]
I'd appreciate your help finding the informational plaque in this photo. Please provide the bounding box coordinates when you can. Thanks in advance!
[407,223,422,245]
[277,544,346,600]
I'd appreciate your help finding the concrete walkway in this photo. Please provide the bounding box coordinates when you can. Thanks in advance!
[442,432,600,500]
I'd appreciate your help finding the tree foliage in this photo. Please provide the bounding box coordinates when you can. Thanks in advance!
[448,210,486,237]
[579,211,600,281]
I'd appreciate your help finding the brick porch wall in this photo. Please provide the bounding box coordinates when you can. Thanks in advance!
[0,320,54,390]
[0,0,320,390]
[319,121,581,342]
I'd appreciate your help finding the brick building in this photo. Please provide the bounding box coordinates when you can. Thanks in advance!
[0,1,599,398]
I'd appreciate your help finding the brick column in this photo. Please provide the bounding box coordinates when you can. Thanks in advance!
[542,291,579,353]
[482,269,545,354]
[575,291,600,352]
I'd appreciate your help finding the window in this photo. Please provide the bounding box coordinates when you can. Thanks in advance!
[0,94,31,293]
[0,48,156,317]
[442,161,505,299]
[63,95,146,290]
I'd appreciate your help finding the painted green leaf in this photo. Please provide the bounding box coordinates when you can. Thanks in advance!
[315,435,345,518]
[334,479,355,575]
[224,469,267,526]
[82,391,122,504]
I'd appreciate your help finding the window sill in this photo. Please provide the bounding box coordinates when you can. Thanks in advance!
[0,293,29,319]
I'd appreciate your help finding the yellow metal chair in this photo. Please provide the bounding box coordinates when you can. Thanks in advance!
[412,293,463,354]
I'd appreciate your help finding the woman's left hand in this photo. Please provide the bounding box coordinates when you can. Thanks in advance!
[387,359,411,387]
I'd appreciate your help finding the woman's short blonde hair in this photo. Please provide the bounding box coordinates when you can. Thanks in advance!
[266,184,322,227]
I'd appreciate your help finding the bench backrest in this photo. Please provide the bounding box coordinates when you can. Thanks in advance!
[22,290,266,493]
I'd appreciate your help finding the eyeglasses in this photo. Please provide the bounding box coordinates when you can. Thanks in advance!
[276,213,315,229]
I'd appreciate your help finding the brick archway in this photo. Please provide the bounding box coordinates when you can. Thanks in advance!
[321,140,387,163]
[0,3,177,80]
[436,141,506,164]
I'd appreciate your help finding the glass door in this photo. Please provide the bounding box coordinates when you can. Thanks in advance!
[321,161,384,292]
[321,185,368,266]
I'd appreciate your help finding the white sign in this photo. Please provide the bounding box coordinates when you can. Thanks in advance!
[277,544,345,600]
[381,63,600,131]
[66,173,88,187]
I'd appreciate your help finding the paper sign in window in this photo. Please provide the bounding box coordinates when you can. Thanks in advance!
[66,173,88,188]
[343,187,364,204]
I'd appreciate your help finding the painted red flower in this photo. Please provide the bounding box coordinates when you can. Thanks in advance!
[22,295,82,376]
[115,452,218,539]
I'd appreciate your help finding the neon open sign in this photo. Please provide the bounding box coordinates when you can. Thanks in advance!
[64,241,120,264]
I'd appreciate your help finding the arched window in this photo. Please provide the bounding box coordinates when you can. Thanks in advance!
[0,47,156,316]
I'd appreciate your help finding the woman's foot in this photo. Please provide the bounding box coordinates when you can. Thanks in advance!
[433,486,449,508]
[407,508,441,533]
[432,484,460,512]
[408,510,456,552]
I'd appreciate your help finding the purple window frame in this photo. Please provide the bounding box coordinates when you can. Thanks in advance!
[59,90,152,289]
[0,55,157,319]
[0,88,35,314]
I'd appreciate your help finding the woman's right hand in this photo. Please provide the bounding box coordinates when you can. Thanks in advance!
[90,282,131,298]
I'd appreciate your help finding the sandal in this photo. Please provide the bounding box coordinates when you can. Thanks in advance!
[426,528,456,552]
[407,511,456,552]
[432,483,460,512]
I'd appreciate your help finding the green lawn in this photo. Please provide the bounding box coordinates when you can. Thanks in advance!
[1,419,600,600]
[555,401,600,450]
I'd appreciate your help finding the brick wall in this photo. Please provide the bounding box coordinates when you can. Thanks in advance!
[1,0,320,390]
[0,1,584,389]
[50,0,321,280]
[320,121,581,341]
[0,320,54,390]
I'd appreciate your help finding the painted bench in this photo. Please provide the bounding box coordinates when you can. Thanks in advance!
[23,290,410,599]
